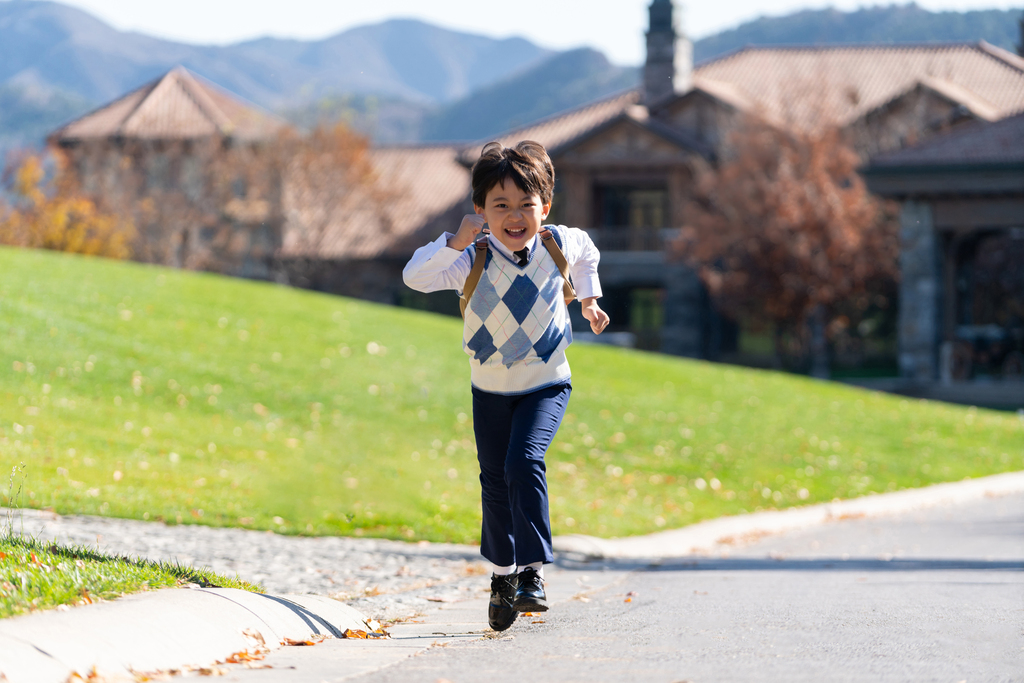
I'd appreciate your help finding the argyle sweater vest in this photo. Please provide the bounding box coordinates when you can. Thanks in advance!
[462,227,573,395]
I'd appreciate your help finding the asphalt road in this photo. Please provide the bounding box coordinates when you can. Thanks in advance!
[345,492,1024,683]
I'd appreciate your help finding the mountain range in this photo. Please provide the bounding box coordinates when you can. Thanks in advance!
[0,0,1021,153]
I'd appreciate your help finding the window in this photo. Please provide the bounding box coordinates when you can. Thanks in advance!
[595,186,668,229]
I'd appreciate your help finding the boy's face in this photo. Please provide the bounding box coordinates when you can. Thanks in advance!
[475,179,550,252]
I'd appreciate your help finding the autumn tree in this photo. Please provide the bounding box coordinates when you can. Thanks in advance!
[0,153,134,258]
[280,123,380,253]
[676,119,898,377]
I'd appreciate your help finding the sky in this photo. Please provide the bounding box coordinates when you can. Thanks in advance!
[43,0,1024,65]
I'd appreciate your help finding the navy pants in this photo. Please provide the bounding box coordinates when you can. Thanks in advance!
[472,382,571,567]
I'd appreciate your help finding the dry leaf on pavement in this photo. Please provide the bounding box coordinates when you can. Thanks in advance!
[282,637,318,646]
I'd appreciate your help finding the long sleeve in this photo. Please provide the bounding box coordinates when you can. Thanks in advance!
[402,232,474,294]
[558,226,603,301]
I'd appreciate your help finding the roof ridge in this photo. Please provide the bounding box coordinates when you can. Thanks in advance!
[478,86,640,143]
[695,40,994,69]
[916,74,1001,121]
[49,74,163,141]
[975,40,1024,73]
[169,67,236,134]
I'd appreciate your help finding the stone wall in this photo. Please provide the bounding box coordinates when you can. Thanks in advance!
[897,200,938,380]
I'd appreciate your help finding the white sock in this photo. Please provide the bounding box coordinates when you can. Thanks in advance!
[522,562,544,578]
[491,564,516,576]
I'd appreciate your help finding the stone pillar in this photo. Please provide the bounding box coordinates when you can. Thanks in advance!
[898,200,938,381]
[661,262,703,357]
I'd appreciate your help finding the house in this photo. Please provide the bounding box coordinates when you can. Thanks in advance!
[306,0,1024,358]
[863,110,1024,401]
[48,2,1024,367]
[48,67,286,278]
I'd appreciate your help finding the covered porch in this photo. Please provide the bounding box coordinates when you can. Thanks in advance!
[863,112,1024,407]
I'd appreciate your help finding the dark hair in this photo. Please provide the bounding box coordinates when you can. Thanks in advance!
[471,140,554,208]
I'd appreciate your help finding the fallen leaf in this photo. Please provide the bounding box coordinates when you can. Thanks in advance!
[522,612,536,617]
[624,598,632,603]
[531,620,546,624]
[224,650,265,663]
[424,596,458,603]
[240,628,266,648]
[243,662,273,670]
[194,666,225,676]
[282,637,318,646]
[342,627,389,639]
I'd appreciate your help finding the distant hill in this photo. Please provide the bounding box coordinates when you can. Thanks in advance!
[692,4,1022,62]
[0,1,551,108]
[0,0,1021,152]
[421,48,639,142]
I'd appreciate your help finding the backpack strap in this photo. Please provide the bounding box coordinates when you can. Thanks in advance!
[540,228,577,305]
[459,236,489,318]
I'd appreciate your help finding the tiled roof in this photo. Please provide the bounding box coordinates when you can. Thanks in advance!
[869,110,1024,167]
[457,89,641,164]
[282,144,472,260]
[692,42,1024,130]
[282,42,1024,260]
[51,67,283,142]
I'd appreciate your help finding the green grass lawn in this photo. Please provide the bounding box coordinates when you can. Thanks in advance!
[1,247,1021,544]
[0,533,260,619]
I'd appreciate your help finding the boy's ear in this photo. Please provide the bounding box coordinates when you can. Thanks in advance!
[542,201,551,219]
[474,205,485,215]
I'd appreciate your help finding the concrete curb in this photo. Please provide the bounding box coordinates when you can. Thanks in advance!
[553,470,1024,559]
[0,587,370,683]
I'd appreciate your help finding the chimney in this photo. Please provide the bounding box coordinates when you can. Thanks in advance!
[643,0,693,105]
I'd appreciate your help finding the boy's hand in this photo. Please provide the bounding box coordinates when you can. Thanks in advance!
[447,214,486,251]
[581,297,610,334]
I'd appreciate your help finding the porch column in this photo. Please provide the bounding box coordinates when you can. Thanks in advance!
[661,262,703,357]
[898,200,938,381]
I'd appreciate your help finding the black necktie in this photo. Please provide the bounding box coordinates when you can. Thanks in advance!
[514,247,529,266]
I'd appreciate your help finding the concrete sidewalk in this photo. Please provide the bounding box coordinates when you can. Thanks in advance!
[0,587,371,683]
[1,470,1021,681]
[554,469,1024,559]
[0,563,632,683]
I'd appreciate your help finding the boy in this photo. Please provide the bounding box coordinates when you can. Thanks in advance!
[403,140,609,631]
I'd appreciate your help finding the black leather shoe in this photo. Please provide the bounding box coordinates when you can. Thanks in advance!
[488,573,519,631]
[512,567,548,612]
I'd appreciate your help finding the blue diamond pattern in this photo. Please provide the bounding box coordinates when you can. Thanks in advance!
[501,275,540,324]
[469,263,502,321]
[532,318,566,363]
[466,325,497,363]
[497,328,533,367]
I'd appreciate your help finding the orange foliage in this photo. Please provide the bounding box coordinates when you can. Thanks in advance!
[0,154,134,258]
[677,120,898,340]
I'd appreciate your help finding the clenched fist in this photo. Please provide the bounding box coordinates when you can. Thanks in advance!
[581,298,610,334]
[447,214,487,251]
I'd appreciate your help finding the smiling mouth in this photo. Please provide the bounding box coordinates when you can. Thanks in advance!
[505,227,526,237]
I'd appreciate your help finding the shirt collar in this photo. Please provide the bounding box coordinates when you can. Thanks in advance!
[487,231,539,260]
